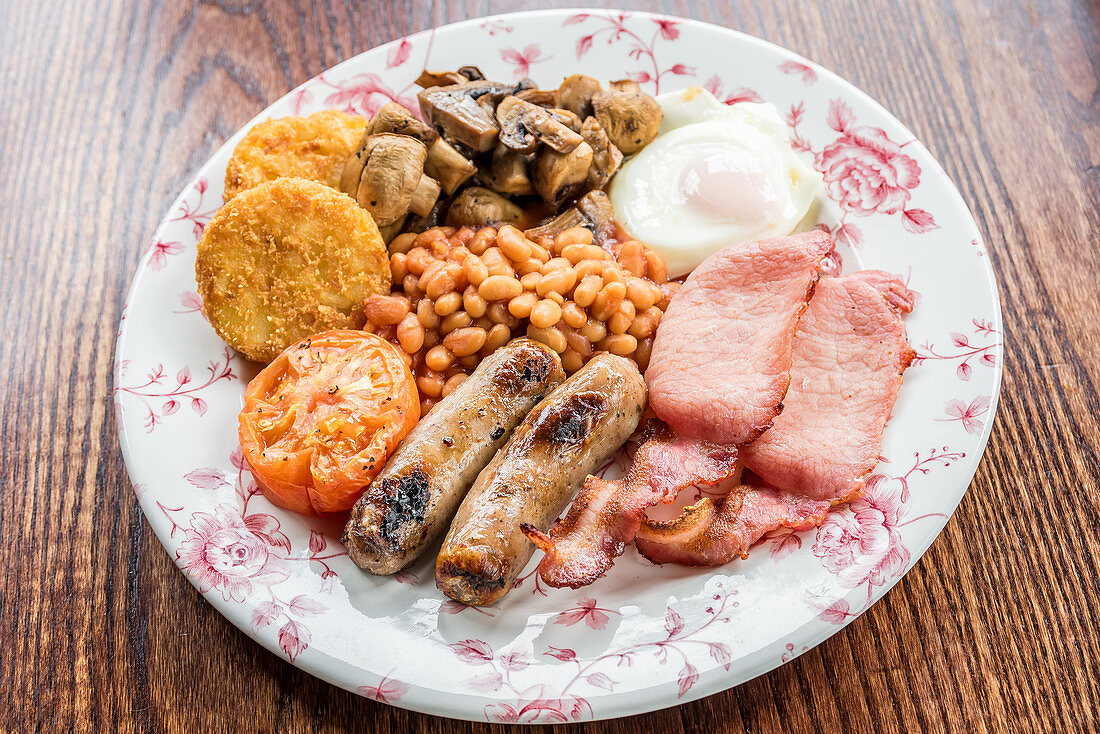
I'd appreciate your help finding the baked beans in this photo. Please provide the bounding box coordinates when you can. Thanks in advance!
[369,225,670,377]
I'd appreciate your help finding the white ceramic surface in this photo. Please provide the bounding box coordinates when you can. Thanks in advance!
[114,9,1003,723]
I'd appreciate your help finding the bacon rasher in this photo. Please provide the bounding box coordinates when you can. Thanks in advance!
[522,419,740,588]
[636,271,916,566]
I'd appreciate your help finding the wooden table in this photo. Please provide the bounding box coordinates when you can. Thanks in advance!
[2,0,1097,731]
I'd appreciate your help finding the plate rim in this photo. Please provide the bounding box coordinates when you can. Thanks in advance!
[114,7,1004,722]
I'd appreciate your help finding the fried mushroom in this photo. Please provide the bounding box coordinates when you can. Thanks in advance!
[416,69,468,88]
[548,108,583,133]
[418,82,505,152]
[580,117,623,190]
[532,140,593,204]
[481,144,535,196]
[555,74,602,119]
[515,88,558,107]
[495,96,584,154]
[340,133,439,226]
[365,102,476,194]
[446,186,525,227]
[418,80,533,152]
[591,84,662,154]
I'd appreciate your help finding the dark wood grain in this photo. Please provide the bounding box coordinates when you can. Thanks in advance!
[1,0,1097,731]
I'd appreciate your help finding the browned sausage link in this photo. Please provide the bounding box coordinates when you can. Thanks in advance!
[342,338,565,574]
[436,353,647,605]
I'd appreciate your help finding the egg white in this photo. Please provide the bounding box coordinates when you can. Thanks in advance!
[609,87,823,278]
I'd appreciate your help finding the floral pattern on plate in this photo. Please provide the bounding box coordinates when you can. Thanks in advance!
[114,9,1002,723]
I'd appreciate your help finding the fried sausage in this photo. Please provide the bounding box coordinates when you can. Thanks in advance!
[436,353,647,605]
[342,338,564,574]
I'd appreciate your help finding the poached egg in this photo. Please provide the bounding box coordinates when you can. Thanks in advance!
[608,87,823,278]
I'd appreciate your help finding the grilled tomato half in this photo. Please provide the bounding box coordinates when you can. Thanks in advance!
[238,330,420,515]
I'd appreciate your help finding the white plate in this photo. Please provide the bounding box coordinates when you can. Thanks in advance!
[114,9,1003,723]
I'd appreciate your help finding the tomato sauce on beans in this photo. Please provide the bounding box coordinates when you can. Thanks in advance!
[363,224,670,414]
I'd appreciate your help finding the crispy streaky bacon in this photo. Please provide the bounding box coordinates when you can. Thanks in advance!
[522,419,740,588]
[634,486,852,565]
[636,272,915,566]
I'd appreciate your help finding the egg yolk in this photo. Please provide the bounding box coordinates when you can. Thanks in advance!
[678,150,780,228]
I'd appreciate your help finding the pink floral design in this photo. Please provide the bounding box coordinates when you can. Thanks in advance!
[146,238,183,271]
[158,448,345,660]
[359,673,409,704]
[553,598,616,630]
[806,447,964,622]
[177,504,291,602]
[500,44,550,78]
[779,60,818,85]
[785,102,812,152]
[814,477,910,589]
[914,319,1001,381]
[511,564,548,596]
[386,38,412,69]
[653,18,679,41]
[486,697,593,724]
[290,87,313,115]
[703,75,763,104]
[167,177,216,238]
[939,396,991,434]
[788,99,937,233]
[480,19,513,35]
[441,599,495,617]
[113,348,235,432]
[567,13,692,92]
[173,291,205,317]
[780,642,809,662]
[765,525,803,559]
[818,104,920,216]
[447,585,739,720]
[314,72,420,119]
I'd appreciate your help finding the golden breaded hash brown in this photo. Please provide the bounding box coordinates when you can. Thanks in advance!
[196,178,390,362]
[224,110,367,200]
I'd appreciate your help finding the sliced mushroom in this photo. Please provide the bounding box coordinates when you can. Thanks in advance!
[524,207,588,240]
[366,102,476,195]
[575,190,617,244]
[457,65,485,81]
[580,117,623,190]
[515,88,558,107]
[609,79,642,94]
[532,140,593,204]
[368,102,439,144]
[446,187,524,227]
[548,108,583,133]
[418,88,499,152]
[496,96,584,155]
[416,69,467,88]
[591,86,662,154]
[378,215,408,244]
[556,74,602,119]
[409,175,441,217]
[524,190,617,243]
[481,144,535,196]
[344,133,435,226]
[424,138,476,194]
[417,81,519,152]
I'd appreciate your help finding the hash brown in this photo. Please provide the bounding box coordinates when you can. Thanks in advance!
[196,177,390,362]
[224,110,367,200]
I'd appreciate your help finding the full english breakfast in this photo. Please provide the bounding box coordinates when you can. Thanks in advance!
[191,65,915,605]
